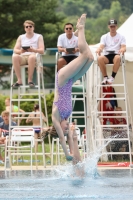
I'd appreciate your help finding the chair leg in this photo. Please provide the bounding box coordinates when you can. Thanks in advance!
[42,140,46,168]
[34,141,38,170]
[51,138,54,167]
[55,139,58,165]
[31,146,32,171]
[57,139,60,165]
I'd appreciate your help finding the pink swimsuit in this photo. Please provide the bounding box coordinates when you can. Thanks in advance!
[54,72,73,120]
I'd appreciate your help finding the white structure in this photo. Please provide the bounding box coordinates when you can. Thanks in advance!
[90,13,133,122]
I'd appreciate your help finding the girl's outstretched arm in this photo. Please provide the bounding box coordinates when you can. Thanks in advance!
[52,106,73,160]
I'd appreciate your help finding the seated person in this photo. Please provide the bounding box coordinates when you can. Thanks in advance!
[112,106,126,125]
[96,19,126,85]
[26,104,47,152]
[12,20,44,87]
[57,22,79,71]
[101,86,116,125]
[0,111,16,162]
[5,97,25,123]
[0,111,17,137]
[0,116,3,123]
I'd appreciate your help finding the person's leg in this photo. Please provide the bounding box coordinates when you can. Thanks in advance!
[57,58,67,71]
[27,54,36,84]
[67,130,74,155]
[72,55,93,82]
[72,134,84,177]
[97,56,109,76]
[67,125,81,163]
[12,54,23,84]
[107,55,121,84]
[72,135,81,164]
[112,55,121,73]
[58,14,93,86]
[34,133,38,153]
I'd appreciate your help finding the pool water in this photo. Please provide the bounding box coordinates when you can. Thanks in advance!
[0,166,133,200]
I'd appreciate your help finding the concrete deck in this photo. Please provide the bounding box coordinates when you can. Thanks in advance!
[0,164,133,171]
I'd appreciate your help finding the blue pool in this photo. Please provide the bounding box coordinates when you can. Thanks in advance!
[0,166,133,200]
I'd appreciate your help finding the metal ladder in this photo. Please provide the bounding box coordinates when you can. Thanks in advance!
[8,53,50,168]
[93,55,132,164]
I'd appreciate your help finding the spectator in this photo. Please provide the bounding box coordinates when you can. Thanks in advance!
[12,20,44,87]
[112,106,126,125]
[0,116,3,123]
[26,104,47,152]
[0,111,17,137]
[96,19,126,85]
[0,111,16,162]
[5,98,25,123]
[101,86,117,125]
[57,22,79,71]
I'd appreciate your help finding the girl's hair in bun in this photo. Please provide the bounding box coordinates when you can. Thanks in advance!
[34,104,39,110]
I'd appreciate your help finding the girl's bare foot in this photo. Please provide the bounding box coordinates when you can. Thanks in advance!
[76,14,86,29]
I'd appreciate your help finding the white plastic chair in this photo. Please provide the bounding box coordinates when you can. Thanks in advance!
[51,136,64,166]
[5,128,35,170]
[75,127,81,146]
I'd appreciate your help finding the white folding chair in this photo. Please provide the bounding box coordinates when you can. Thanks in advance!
[75,127,81,146]
[5,128,35,170]
[51,136,65,167]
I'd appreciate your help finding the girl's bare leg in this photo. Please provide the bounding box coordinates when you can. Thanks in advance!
[72,136,81,164]
[67,132,74,155]
[58,14,94,86]
[72,133,85,177]
[73,55,93,83]
[67,125,81,163]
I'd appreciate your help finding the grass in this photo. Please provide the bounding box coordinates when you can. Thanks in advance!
[0,142,67,166]
[1,142,131,167]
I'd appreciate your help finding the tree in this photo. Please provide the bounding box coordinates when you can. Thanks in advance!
[0,0,64,48]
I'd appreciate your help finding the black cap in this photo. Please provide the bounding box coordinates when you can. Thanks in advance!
[108,19,117,26]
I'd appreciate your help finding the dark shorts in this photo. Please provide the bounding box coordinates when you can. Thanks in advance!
[3,132,9,137]
[34,127,41,134]
[104,54,119,64]
[62,55,78,64]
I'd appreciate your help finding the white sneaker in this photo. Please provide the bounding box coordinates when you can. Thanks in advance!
[101,77,108,85]
[107,76,114,84]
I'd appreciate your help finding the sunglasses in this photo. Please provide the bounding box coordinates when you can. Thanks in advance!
[110,26,116,28]
[25,25,33,28]
[65,27,72,30]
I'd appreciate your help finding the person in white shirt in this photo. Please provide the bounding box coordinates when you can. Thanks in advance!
[12,20,44,87]
[57,23,79,71]
[96,19,126,84]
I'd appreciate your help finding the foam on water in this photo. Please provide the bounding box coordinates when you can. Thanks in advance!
[0,167,133,199]
[0,148,133,199]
